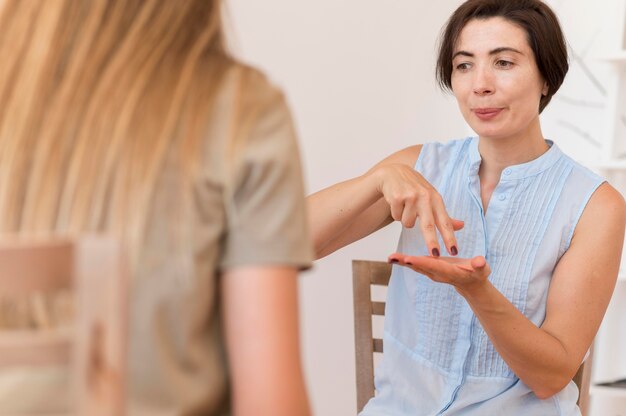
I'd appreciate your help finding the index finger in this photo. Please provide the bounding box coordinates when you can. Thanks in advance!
[431,194,463,256]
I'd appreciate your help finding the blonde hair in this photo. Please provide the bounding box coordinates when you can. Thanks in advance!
[0,0,231,258]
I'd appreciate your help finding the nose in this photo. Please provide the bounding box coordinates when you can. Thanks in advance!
[473,66,494,96]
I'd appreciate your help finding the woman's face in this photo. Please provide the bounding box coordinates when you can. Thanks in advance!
[450,17,548,141]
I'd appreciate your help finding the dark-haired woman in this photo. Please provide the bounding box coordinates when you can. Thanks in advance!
[309,0,625,414]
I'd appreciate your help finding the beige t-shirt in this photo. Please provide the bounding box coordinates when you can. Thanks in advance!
[0,64,313,415]
[129,65,313,415]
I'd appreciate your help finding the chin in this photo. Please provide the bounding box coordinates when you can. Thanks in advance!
[473,129,517,141]
[467,124,506,140]
[461,113,501,137]
[476,133,509,140]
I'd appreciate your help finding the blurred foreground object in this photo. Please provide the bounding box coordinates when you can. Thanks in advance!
[0,237,128,416]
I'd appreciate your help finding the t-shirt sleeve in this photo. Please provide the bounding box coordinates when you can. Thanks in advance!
[219,72,313,271]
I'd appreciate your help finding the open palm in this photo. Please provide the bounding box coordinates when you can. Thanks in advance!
[388,253,491,291]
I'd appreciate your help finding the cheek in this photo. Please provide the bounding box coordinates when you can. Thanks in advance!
[510,83,543,115]
[450,79,470,107]
[450,74,462,95]
[505,71,544,107]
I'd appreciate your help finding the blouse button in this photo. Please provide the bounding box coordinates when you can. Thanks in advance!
[498,194,506,201]
[503,168,512,175]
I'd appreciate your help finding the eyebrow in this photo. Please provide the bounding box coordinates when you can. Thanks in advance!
[452,47,524,60]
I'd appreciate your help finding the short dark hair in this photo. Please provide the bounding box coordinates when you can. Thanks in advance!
[436,0,568,113]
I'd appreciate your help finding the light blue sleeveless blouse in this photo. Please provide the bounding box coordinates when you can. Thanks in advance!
[361,137,604,416]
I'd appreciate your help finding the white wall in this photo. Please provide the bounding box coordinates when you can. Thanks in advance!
[226,2,466,414]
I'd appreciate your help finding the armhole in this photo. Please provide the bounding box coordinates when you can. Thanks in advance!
[440,139,469,195]
[414,142,427,172]
[414,138,468,195]
[564,179,606,251]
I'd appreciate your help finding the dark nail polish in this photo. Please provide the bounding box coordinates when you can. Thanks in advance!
[432,248,440,257]
[451,246,458,256]
[389,258,399,263]
[406,261,413,265]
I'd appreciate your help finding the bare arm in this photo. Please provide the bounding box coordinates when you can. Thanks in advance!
[221,266,310,416]
[308,145,463,259]
[391,183,626,399]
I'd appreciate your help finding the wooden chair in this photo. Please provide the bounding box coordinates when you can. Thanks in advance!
[352,259,594,415]
[0,237,128,416]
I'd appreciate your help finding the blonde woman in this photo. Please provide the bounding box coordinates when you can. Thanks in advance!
[0,1,312,415]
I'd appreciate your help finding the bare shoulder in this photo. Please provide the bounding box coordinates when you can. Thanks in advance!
[369,144,423,171]
[574,182,626,241]
[583,183,625,223]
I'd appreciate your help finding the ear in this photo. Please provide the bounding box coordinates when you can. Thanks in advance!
[542,81,549,96]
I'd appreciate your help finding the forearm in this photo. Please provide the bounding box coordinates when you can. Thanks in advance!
[307,171,383,256]
[458,282,577,398]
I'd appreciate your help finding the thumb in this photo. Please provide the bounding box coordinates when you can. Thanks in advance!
[470,256,486,268]
[452,218,465,231]
[470,256,490,275]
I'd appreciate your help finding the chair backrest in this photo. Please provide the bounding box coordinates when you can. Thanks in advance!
[352,260,391,413]
[352,259,593,415]
[0,237,128,416]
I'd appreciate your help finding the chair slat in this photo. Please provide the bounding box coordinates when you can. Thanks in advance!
[0,239,73,295]
[0,328,71,366]
[371,301,385,316]
[373,338,383,353]
[367,262,392,286]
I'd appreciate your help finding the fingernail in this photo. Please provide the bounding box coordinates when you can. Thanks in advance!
[451,246,458,256]
[389,258,399,263]
[406,261,413,265]
[432,248,440,257]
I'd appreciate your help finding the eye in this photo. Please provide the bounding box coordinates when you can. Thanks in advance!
[495,60,514,69]
[455,62,471,71]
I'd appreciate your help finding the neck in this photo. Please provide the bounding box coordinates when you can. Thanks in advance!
[477,118,548,183]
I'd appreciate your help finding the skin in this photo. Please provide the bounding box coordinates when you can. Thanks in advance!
[221,266,311,416]
[308,17,626,399]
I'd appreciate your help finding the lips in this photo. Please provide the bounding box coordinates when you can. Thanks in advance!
[472,108,503,121]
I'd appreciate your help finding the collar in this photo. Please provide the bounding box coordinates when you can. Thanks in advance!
[467,136,562,181]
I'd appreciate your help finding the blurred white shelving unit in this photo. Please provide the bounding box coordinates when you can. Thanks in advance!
[591,385,626,400]
[588,2,626,416]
